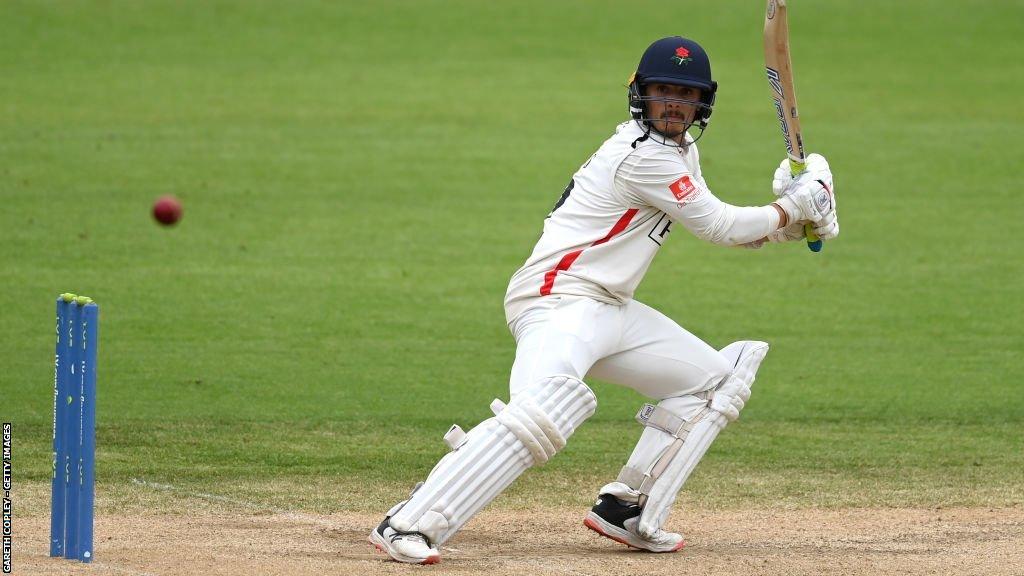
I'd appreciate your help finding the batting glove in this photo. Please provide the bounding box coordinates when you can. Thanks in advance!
[772,153,832,197]
[774,176,839,241]
[766,220,808,243]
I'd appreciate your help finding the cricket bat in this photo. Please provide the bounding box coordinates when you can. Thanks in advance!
[764,0,822,252]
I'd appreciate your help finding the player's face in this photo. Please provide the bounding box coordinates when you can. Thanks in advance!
[644,83,701,142]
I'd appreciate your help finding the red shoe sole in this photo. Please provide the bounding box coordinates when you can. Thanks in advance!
[584,517,685,553]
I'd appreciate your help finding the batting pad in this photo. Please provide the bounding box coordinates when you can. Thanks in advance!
[615,341,768,538]
[389,375,596,545]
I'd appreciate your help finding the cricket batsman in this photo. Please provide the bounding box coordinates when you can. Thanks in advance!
[369,36,839,564]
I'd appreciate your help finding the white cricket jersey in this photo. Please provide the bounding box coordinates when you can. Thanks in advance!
[504,120,778,324]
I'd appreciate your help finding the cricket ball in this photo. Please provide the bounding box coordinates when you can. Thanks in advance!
[152,195,183,226]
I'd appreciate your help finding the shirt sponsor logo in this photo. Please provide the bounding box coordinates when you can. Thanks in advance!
[669,175,700,203]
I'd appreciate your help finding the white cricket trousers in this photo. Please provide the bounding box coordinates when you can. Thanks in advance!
[508,296,732,400]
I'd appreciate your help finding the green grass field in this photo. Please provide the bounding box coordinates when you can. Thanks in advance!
[2,0,1021,518]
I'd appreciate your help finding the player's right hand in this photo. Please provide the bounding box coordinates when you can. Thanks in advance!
[765,220,807,243]
[774,177,839,241]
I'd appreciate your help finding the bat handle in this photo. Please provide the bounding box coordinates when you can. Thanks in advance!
[789,158,823,253]
[804,224,822,252]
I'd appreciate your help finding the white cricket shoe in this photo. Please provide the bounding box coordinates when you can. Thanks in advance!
[369,517,441,565]
[584,493,685,553]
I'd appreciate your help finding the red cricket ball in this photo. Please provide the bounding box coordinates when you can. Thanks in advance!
[152,195,183,226]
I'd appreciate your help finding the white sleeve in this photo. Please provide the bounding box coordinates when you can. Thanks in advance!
[615,151,779,246]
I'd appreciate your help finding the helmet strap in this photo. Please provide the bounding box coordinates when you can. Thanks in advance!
[631,123,652,149]
[627,81,711,149]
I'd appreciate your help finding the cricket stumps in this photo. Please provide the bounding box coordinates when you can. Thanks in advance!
[50,293,98,563]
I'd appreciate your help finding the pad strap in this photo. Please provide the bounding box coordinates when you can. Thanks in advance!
[616,396,713,498]
[443,425,468,450]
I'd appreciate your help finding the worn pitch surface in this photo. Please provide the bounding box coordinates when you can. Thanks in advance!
[14,505,1024,576]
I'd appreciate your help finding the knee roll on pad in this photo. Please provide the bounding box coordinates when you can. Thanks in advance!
[494,395,565,465]
[389,375,596,545]
[615,341,769,538]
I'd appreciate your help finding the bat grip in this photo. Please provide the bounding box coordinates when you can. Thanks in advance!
[789,158,823,252]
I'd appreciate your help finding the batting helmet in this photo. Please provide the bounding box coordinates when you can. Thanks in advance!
[628,37,718,143]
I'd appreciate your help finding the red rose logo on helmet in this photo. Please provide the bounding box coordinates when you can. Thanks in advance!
[672,46,692,65]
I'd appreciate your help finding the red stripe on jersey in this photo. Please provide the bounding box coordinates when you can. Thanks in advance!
[540,249,584,296]
[539,208,640,296]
